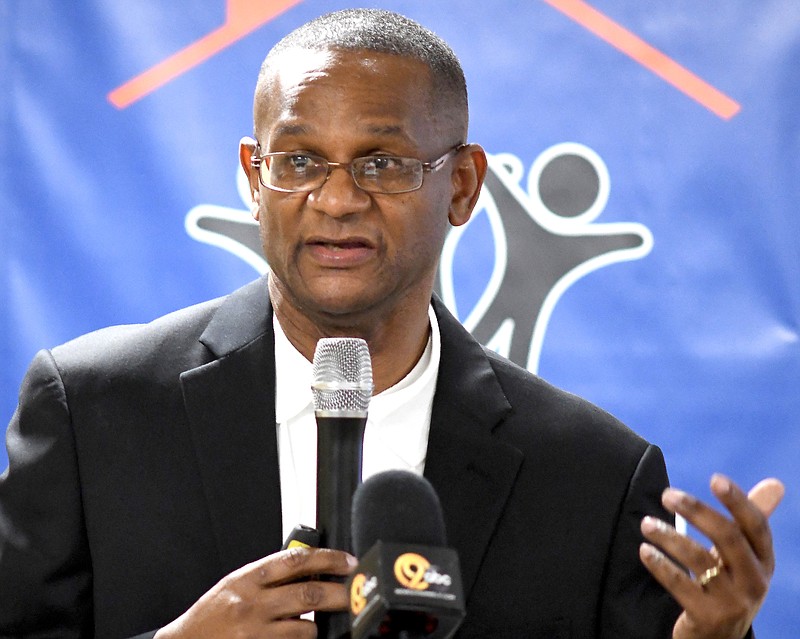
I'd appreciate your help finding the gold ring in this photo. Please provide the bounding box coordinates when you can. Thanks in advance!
[698,564,722,587]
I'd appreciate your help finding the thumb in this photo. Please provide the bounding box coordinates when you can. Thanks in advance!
[747,478,785,518]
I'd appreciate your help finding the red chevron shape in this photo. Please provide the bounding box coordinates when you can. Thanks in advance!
[108,0,303,109]
[544,0,740,119]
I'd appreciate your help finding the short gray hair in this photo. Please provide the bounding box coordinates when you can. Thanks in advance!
[259,8,468,118]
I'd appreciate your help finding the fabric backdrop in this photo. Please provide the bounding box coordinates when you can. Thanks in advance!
[2,1,798,634]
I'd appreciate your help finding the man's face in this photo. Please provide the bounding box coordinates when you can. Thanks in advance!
[246,48,466,326]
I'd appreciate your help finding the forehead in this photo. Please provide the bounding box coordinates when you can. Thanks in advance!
[254,48,441,149]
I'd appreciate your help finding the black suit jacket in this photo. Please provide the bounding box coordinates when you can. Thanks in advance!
[0,277,681,637]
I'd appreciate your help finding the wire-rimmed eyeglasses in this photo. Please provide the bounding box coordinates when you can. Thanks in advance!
[250,144,466,194]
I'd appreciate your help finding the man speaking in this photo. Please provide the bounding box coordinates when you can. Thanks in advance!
[0,8,782,638]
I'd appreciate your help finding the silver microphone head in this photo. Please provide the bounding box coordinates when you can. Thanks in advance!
[311,337,373,416]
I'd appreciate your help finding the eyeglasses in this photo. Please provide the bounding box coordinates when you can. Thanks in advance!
[250,144,465,194]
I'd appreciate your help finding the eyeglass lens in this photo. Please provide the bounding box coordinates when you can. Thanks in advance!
[262,154,424,193]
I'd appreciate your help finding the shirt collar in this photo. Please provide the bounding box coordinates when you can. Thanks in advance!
[273,305,441,429]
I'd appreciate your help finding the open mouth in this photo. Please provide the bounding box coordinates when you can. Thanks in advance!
[306,237,375,264]
[308,235,376,250]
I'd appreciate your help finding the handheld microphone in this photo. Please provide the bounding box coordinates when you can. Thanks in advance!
[312,337,373,638]
[347,470,465,639]
[312,336,373,551]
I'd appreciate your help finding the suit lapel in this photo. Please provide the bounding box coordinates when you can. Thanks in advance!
[425,298,524,599]
[180,278,283,573]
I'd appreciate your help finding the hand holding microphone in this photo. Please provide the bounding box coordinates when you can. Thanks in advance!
[153,546,355,639]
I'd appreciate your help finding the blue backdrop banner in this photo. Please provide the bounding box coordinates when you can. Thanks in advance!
[2,1,798,635]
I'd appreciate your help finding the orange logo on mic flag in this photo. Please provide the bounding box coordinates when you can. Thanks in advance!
[350,573,368,614]
[394,553,431,591]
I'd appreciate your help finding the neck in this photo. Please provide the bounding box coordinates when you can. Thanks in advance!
[269,277,432,394]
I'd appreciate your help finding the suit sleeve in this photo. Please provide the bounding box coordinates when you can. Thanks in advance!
[599,443,682,638]
[0,350,93,637]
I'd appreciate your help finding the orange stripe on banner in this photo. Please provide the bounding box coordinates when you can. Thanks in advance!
[543,0,741,120]
[108,0,304,109]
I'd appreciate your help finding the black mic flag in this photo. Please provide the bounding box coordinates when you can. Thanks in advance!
[348,470,466,639]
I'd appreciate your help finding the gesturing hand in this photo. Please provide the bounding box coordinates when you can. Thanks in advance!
[154,546,357,638]
[639,474,784,639]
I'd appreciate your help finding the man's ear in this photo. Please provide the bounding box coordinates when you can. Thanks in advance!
[239,136,261,219]
[448,143,488,227]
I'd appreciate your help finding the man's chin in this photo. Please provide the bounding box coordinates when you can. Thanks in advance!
[307,295,379,319]
[297,277,382,312]
[301,287,404,330]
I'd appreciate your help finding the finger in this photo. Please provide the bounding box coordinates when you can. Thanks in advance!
[269,580,351,619]
[747,477,785,518]
[641,516,716,577]
[710,474,778,567]
[707,478,784,562]
[661,487,764,586]
[661,487,734,545]
[241,547,357,588]
[639,543,709,614]
[264,618,318,639]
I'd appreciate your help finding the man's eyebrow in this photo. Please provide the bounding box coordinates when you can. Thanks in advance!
[273,123,407,137]
[268,122,415,147]
[363,124,417,147]
[271,123,309,138]
[365,124,405,136]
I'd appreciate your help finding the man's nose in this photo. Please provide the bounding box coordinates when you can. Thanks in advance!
[308,164,371,217]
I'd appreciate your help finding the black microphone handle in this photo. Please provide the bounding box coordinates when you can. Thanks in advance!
[316,413,367,639]
[316,413,367,552]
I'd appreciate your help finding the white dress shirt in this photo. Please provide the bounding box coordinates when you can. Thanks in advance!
[273,307,441,543]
